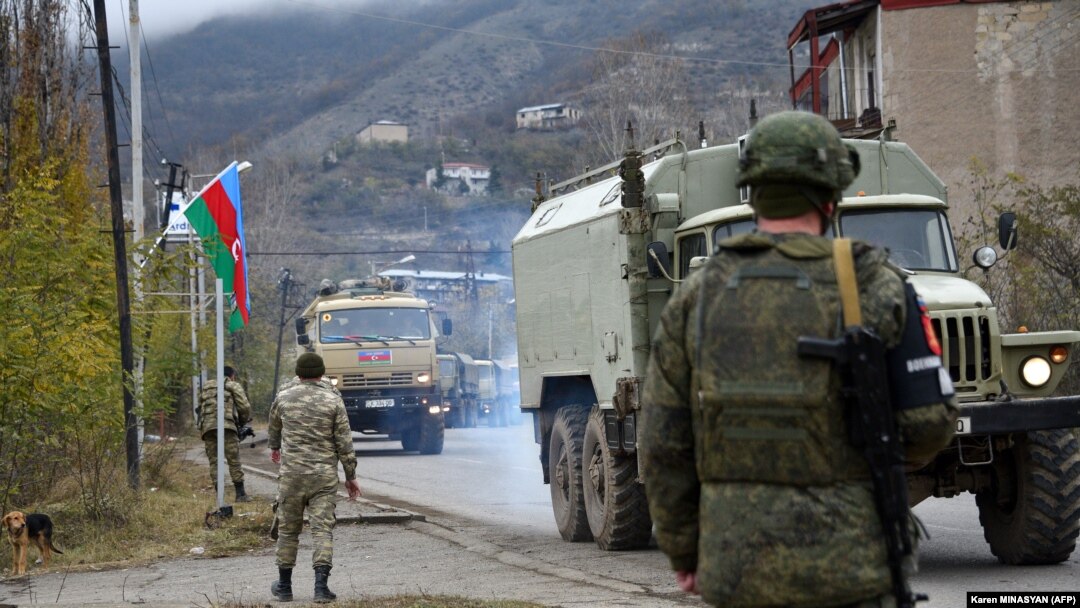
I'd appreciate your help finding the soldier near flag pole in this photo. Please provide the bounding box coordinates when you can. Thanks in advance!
[181,161,252,510]
[269,353,362,603]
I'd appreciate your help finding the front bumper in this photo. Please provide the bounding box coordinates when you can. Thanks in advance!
[955,395,1080,436]
[342,387,439,434]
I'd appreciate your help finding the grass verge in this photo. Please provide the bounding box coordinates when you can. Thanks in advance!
[0,438,274,574]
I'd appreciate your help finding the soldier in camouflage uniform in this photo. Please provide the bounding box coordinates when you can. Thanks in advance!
[640,111,958,608]
[268,353,361,603]
[199,365,253,502]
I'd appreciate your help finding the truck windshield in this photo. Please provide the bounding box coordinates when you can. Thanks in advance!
[838,209,958,272]
[320,307,431,343]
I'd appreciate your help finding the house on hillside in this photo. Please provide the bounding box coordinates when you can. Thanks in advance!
[426,162,491,196]
[516,103,581,130]
[357,120,408,144]
[786,0,1079,217]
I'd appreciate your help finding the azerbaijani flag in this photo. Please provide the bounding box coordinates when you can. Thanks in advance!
[181,162,250,332]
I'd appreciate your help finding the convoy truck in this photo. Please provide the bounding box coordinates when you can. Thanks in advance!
[437,351,479,428]
[475,359,500,426]
[511,130,1080,562]
[494,360,521,426]
[296,276,450,454]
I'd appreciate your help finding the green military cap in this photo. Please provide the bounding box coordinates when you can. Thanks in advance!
[295,353,325,378]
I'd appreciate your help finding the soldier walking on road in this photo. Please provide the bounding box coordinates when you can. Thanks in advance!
[269,353,361,603]
[640,111,958,608]
[199,365,253,502]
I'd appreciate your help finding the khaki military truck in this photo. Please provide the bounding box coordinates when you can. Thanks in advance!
[475,359,501,427]
[512,132,1080,562]
[437,351,480,428]
[296,277,451,454]
[494,360,521,426]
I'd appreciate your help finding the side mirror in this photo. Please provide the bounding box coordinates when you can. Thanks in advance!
[295,317,307,336]
[297,334,310,346]
[998,212,1017,250]
[442,318,453,336]
[645,241,672,279]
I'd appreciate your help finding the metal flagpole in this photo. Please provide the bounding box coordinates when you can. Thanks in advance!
[215,278,226,509]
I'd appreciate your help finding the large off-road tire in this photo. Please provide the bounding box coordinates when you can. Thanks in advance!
[418,413,445,455]
[400,426,420,451]
[976,429,1080,564]
[549,405,593,542]
[582,408,652,550]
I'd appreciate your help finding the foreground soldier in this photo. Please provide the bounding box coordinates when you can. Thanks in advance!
[269,353,362,603]
[640,111,957,607]
[199,365,252,502]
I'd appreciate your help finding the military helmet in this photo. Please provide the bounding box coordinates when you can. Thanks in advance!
[738,111,860,218]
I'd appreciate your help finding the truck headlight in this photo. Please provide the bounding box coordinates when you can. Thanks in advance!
[973,246,998,269]
[329,377,339,387]
[417,372,431,384]
[428,405,442,415]
[1020,356,1052,388]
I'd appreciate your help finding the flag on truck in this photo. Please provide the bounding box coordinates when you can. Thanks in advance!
[182,161,250,332]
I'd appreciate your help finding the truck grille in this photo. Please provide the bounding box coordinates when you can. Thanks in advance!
[340,372,414,388]
[930,312,994,394]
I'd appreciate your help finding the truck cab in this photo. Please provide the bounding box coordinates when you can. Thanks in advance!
[297,277,447,454]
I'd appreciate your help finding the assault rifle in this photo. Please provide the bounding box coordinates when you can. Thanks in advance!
[798,327,927,608]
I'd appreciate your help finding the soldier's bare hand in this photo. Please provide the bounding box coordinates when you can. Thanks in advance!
[345,478,362,501]
[270,448,281,464]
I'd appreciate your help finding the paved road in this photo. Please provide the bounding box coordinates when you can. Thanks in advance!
[1,422,1076,607]
[353,421,1080,606]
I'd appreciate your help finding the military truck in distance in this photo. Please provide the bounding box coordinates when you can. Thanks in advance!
[437,351,479,428]
[494,360,522,426]
[296,277,450,454]
[512,132,1080,561]
[475,359,502,427]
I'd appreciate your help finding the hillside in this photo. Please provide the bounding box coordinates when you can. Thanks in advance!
[140,0,811,162]
[127,0,814,284]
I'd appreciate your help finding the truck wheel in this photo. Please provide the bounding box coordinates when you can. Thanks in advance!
[487,403,501,428]
[400,427,420,452]
[549,405,593,542]
[467,402,479,428]
[418,413,444,455]
[582,408,652,550]
[976,429,1080,564]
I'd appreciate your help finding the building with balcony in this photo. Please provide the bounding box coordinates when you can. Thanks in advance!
[787,0,1079,217]
[516,103,582,130]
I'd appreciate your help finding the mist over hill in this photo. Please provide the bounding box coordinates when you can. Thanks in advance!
[125,0,813,284]
[138,0,809,161]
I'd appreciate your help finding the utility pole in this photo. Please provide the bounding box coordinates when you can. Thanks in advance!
[130,0,145,456]
[93,0,139,490]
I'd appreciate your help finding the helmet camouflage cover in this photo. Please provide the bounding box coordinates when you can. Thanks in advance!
[738,111,860,218]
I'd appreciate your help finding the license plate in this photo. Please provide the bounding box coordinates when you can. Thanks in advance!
[366,398,394,409]
[955,416,971,435]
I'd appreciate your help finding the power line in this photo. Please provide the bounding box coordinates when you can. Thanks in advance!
[139,21,179,155]
[248,248,509,255]
[287,0,1080,74]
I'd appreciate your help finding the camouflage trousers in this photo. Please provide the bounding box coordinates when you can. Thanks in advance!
[202,428,244,485]
[275,473,339,569]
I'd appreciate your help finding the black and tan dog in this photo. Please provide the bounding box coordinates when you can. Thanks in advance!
[2,511,62,575]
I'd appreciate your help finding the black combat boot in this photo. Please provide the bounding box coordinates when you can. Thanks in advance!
[270,567,293,602]
[234,481,251,502]
[313,565,336,603]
